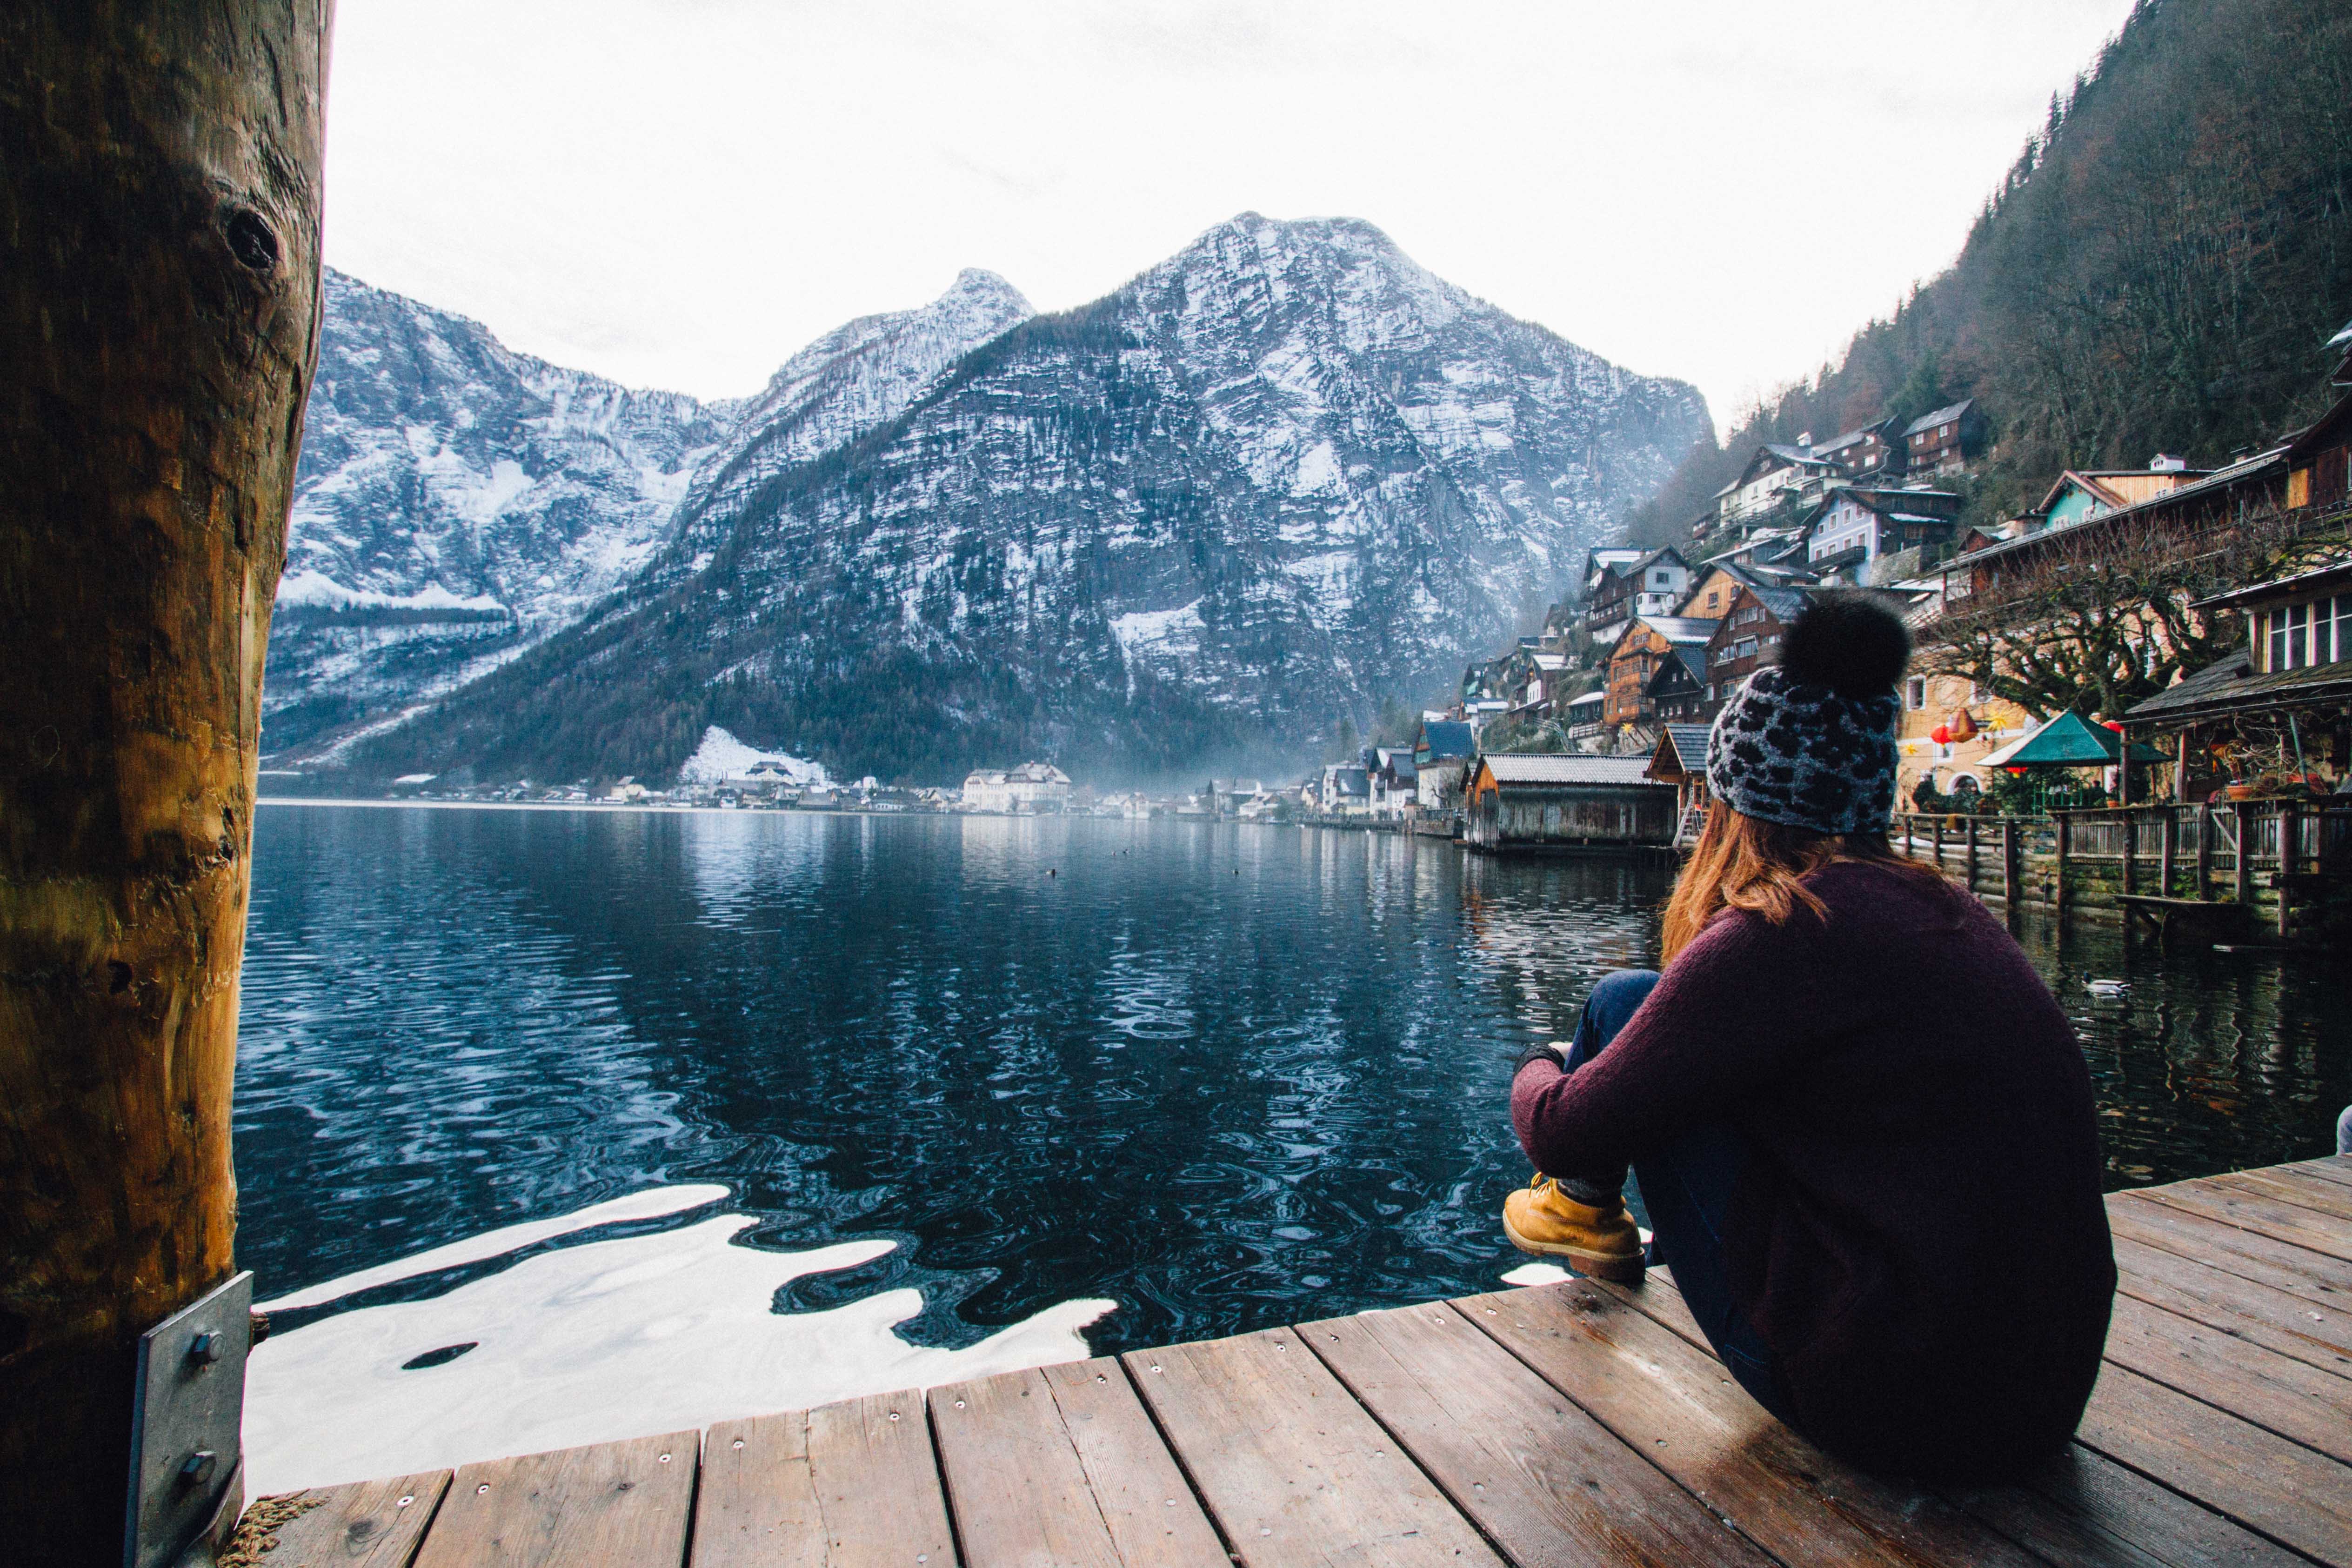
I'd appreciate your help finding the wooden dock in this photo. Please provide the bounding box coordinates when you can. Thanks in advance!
[239,1157,2352,1567]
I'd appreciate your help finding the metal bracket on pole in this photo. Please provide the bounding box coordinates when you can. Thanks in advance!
[124,1271,253,1568]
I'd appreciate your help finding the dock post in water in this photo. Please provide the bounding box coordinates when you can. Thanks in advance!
[2234,801,2255,907]
[2053,812,2069,916]
[0,7,330,1561]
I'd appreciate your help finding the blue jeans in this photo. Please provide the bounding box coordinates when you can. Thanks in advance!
[1564,968,1797,1426]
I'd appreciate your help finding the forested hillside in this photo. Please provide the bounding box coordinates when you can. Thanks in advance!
[1628,0,2352,542]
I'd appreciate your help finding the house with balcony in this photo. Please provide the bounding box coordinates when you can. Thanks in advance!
[1585,546,1695,647]
[1604,615,1719,728]
[1805,486,1963,581]
[1714,441,1844,527]
[1704,584,1811,702]
[1901,400,1989,476]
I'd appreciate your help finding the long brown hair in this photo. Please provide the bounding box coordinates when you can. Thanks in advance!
[1660,801,1951,962]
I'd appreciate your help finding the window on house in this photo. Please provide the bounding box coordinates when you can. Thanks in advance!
[1904,676,1926,710]
[1736,638,1757,659]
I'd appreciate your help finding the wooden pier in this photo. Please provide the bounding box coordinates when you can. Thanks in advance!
[241,1157,2352,1567]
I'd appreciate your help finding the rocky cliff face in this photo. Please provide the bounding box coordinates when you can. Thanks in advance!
[265,269,748,759]
[351,215,1708,785]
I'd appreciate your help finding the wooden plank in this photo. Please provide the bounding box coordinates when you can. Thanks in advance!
[1304,1300,1771,1568]
[2108,1193,2352,1307]
[1037,1360,1231,1568]
[2213,1168,2352,1223]
[1945,1445,2308,1568]
[2076,1360,2352,1566]
[929,1359,1224,1568]
[1122,1327,1503,1568]
[413,1431,696,1568]
[2100,1294,2352,1463]
[695,1412,826,1568]
[2283,1156,2352,1189]
[250,1472,451,1568]
[1592,1274,2299,1568]
[1457,1282,2047,1568]
[2114,1234,2352,1377]
[2137,1181,2352,1264]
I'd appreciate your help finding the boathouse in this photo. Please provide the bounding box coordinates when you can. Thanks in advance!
[1646,724,1715,845]
[1463,754,1675,850]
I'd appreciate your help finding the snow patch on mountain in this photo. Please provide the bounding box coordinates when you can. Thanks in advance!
[676,727,830,786]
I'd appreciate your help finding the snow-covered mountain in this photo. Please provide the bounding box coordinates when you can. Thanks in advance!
[353,214,1708,785]
[268,268,1036,763]
[264,269,745,758]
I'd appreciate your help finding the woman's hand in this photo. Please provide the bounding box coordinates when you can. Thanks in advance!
[1514,1039,1570,1076]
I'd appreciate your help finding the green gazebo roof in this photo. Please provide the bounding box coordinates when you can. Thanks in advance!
[1981,710,2167,768]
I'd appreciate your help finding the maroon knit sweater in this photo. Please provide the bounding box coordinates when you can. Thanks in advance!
[1512,861,2115,1476]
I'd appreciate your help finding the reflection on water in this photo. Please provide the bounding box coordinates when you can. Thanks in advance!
[235,804,2348,1485]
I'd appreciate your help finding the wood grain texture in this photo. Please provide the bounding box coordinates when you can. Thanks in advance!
[2100,1294,2352,1462]
[930,1360,1223,1568]
[2076,1361,2352,1565]
[695,1412,829,1568]
[2214,1168,2352,1222]
[2113,1234,2352,1377]
[2281,1156,2352,1189]
[808,1391,957,1568]
[260,1473,451,1568]
[1305,1300,1771,1568]
[2137,1181,2352,1264]
[413,1432,696,1568]
[1945,1445,2307,1568]
[1039,1360,1230,1568]
[1457,1281,2046,1568]
[1582,1269,1708,1352]
[1123,1326,1503,1568]
[0,2,331,1551]
[2107,1192,2352,1307]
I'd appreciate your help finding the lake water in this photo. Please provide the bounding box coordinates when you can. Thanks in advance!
[234,802,2349,1492]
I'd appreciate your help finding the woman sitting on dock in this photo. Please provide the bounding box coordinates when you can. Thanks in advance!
[1504,595,2116,1479]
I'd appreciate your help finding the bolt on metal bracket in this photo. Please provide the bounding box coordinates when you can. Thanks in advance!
[124,1271,253,1568]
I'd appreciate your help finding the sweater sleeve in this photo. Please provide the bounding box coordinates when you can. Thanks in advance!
[1510,898,1879,1180]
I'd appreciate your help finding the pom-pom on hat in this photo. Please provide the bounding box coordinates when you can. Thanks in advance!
[1705,592,1909,835]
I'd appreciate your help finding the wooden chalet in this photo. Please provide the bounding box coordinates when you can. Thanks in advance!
[1805,486,1962,575]
[2284,388,2352,512]
[1604,615,1718,727]
[1807,415,1904,478]
[2125,559,2352,797]
[1704,583,1810,703]
[1645,644,1713,724]
[1585,546,1694,647]
[1902,398,1989,476]
[1646,723,1715,845]
[1463,753,1676,849]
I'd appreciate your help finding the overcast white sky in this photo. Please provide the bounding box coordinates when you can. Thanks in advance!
[324,0,2138,431]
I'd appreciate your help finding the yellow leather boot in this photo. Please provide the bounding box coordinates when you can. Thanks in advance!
[1502,1173,1646,1282]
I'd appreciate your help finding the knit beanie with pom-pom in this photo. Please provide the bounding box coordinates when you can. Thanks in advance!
[1705,593,1910,835]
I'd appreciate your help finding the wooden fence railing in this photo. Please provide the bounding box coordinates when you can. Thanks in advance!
[1894,802,2351,941]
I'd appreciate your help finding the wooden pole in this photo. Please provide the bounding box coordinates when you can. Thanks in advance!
[0,6,331,1559]
[2121,810,2138,896]
[2195,802,2213,900]
[1931,814,1945,869]
[1965,815,1978,892]
[2003,819,2018,916]
[2278,802,2302,941]
[2233,801,2254,906]
[2052,812,2068,916]
[2159,808,2178,900]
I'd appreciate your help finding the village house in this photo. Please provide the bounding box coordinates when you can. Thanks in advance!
[1462,753,1678,850]
[1318,763,1373,818]
[1675,558,1808,623]
[1892,667,2032,810]
[1585,546,1694,647]
[1901,399,1989,476]
[1645,645,1713,724]
[1703,584,1809,703]
[1807,417,1905,479]
[1412,719,1477,819]
[2124,560,2352,798]
[1713,441,1844,526]
[960,761,1073,813]
[1604,614,1718,727]
[1804,487,1963,579]
[1644,724,1715,846]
